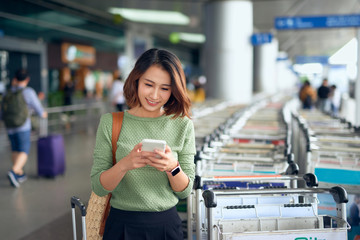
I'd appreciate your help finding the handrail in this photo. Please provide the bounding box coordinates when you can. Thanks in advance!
[45,101,106,113]
[0,101,110,144]
[38,101,109,136]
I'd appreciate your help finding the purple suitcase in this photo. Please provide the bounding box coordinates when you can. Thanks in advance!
[37,134,65,177]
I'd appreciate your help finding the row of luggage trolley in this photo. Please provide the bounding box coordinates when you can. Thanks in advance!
[292,109,360,190]
[187,97,350,239]
[192,100,247,150]
[291,107,360,239]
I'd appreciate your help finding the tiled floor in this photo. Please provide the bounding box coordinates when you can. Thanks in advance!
[0,131,96,240]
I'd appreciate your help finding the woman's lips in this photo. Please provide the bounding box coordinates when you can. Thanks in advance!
[146,98,159,106]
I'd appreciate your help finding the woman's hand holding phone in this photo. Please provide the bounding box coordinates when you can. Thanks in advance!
[145,145,178,172]
[141,139,178,172]
[118,142,148,171]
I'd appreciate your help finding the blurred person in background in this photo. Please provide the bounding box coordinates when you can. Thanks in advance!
[299,80,317,109]
[349,195,360,226]
[1,69,47,188]
[329,84,341,116]
[110,69,125,112]
[317,78,330,112]
[193,75,206,103]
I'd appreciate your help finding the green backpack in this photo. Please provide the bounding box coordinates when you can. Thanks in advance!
[2,88,28,128]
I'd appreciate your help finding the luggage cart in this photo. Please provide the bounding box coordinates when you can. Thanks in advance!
[71,196,87,240]
[307,147,360,194]
[188,173,316,240]
[202,186,349,240]
[201,126,289,177]
[197,136,293,179]
[204,140,286,159]
[197,156,292,177]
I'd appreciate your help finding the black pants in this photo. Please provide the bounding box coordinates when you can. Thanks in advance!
[103,206,184,240]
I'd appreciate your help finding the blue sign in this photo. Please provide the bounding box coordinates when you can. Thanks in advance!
[251,33,273,45]
[275,14,360,30]
[295,55,329,65]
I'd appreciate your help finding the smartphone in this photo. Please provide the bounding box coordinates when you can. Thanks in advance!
[141,139,166,158]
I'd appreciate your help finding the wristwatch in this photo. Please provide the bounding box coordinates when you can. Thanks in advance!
[169,162,181,176]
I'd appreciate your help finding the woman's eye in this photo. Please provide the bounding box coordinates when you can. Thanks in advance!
[145,83,152,87]
[162,88,169,91]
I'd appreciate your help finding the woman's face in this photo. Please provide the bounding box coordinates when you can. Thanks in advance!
[137,65,172,117]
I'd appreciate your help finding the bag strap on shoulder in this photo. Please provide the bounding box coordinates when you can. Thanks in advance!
[111,112,124,165]
[99,112,124,236]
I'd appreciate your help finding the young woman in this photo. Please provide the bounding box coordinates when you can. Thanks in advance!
[90,48,196,239]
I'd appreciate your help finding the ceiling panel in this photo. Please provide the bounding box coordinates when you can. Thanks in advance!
[0,0,359,61]
[269,0,360,59]
[33,11,86,26]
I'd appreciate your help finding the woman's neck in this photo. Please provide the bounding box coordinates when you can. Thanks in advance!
[128,107,164,118]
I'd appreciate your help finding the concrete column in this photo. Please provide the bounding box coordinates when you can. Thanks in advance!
[124,30,135,79]
[355,28,360,126]
[143,28,154,51]
[254,38,279,94]
[203,0,253,103]
[124,26,154,79]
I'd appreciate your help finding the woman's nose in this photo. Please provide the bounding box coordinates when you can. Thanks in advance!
[150,87,160,99]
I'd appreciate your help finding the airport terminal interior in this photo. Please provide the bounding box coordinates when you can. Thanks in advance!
[1,0,360,239]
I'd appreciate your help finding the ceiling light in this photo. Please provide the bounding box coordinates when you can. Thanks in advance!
[293,63,323,74]
[108,8,190,25]
[178,32,205,43]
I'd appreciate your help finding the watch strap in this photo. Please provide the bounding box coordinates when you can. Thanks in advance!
[168,162,181,176]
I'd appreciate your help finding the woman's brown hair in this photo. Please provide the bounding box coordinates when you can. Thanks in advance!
[123,48,191,118]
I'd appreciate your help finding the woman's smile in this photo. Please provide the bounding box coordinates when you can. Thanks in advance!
[134,64,172,117]
[146,98,159,106]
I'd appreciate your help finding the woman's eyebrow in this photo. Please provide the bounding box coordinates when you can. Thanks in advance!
[144,78,171,87]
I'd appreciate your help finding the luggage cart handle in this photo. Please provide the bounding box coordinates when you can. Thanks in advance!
[199,173,318,188]
[285,162,299,175]
[203,189,217,208]
[330,186,349,205]
[286,153,294,163]
[303,173,318,187]
[202,186,348,207]
[71,196,87,240]
[71,196,86,217]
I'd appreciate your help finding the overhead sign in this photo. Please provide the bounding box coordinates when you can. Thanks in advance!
[251,33,273,45]
[61,42,96,66]
[295,55,329,65]
[275,14,360,30]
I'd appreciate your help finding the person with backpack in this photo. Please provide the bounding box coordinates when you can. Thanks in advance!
[1,69,47,188]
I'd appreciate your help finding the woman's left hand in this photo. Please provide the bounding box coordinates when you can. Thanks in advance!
[145,145,178,172]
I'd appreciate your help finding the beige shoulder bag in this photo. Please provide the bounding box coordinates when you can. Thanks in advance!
[85,112,124,239]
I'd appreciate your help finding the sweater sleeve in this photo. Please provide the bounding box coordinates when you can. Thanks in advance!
[174,119,196,199]
[24,88,45,117]
[90,113,113,196]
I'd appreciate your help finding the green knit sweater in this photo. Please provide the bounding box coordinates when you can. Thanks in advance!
[91,111,196,212]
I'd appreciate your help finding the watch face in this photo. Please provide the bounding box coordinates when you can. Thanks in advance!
[171,166,180,176]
